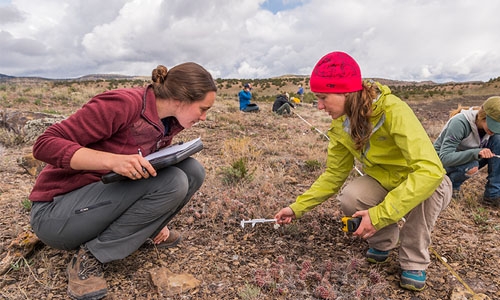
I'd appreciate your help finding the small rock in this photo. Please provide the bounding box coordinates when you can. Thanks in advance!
[149,267,201,296]
[17,153,45,176]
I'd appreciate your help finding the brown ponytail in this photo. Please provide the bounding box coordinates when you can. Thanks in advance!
[344,81,377,150]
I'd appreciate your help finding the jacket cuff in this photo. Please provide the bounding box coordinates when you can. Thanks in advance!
[288,203,303,219]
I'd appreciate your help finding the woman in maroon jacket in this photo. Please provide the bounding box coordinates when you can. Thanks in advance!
[29,62,217,300]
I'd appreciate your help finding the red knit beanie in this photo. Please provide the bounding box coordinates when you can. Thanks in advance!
[310,51,363,93]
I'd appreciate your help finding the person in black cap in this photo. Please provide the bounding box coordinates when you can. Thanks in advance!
[238,83,259,112]
[434,96,500,207]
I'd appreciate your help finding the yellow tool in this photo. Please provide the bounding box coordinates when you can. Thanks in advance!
[341,216,361,232]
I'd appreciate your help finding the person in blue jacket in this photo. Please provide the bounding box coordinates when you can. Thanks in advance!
[238,83,259,112]
[297,84,304,102]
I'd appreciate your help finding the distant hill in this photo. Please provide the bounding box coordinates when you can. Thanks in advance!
[76,74,137,81]
[274,74,308,79]
[369,78,438,86]
[0,73,15,80]
[0,72,492,87]
[0,73,146,82]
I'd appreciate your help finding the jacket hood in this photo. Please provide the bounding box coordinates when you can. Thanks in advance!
[456,108,484,151]
[371,83,391,118]
[460,107,478,126]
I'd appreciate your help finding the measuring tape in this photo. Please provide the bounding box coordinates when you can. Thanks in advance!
[429,246,490,299]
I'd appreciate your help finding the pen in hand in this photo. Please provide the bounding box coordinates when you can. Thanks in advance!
[138,149,149,174]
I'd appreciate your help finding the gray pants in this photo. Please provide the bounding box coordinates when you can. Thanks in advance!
[338,175,452,270]
[276,103,292,115]
[30,158,204,263]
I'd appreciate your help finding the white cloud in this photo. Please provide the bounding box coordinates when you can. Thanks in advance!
[0,0,499,82]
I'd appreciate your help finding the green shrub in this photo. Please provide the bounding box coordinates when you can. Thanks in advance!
[238,283,261,300]
[220,157,254,184]
[21,198,32,211]
[304,159,322,172]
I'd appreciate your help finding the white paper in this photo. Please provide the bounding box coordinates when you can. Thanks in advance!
[145,137,201,161]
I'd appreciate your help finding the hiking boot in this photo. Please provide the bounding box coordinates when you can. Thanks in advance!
[67,245,107,300]
[143,229,183,249]
[365,248,390,264]
[400,270,426,291]
[482,197,500,207]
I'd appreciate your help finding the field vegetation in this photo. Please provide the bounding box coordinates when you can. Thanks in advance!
[0,74,499,299]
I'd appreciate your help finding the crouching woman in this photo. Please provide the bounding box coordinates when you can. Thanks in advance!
[29,62,217,300]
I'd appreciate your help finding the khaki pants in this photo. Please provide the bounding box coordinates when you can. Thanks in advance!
[338,175,452,270]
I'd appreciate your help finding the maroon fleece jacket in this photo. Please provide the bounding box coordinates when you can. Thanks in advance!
[29,85,183,201]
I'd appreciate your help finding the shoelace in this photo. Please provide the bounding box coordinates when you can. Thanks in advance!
[78,252,103,279]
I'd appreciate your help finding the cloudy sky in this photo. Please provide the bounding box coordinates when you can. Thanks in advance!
[1,0,499,83]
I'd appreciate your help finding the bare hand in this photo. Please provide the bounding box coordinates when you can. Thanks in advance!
[352,210,377,239]
[479,148,495,159]
[274,207,296,224]
[153,225,170,244]
[112,154,157,180]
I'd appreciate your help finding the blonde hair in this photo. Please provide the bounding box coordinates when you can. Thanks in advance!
[449,104,486,121]
[344,81,377,150]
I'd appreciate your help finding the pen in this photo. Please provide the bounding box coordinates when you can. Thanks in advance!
[138,149,148,174]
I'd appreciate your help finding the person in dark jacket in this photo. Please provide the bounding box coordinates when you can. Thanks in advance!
[272,92,295,115]
[29,62,217,300]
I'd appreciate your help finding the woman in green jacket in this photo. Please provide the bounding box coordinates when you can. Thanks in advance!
[274,51,452,291]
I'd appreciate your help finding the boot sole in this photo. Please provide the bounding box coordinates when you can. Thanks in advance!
[400,282,425,291]
[67,288,107,300]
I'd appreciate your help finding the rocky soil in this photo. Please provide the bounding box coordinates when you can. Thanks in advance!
[1,83,499,300]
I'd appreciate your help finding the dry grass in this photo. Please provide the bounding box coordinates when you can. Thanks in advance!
[1,78,500,299]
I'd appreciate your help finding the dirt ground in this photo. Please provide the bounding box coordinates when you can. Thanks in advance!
[1,87,499,300]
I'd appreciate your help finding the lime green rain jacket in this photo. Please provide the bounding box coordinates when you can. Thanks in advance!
[289,83,445,230]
